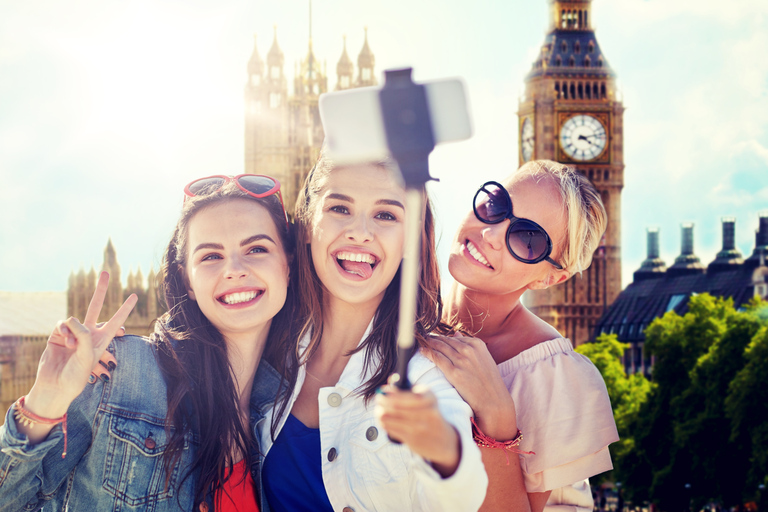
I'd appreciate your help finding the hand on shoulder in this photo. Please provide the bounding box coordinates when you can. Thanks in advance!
[422,334,517,440]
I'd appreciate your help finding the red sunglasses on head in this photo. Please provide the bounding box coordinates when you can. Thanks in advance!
[183,174,289,230]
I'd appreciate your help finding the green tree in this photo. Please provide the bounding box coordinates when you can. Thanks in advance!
[620,294,768,511]
[725,299,768,497]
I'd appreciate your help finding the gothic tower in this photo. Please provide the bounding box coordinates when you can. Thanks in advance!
[518,0,624,345]
[356,28,377,87]
[102,238,122,320]
[335,36,354,91]
[244,26,376,211]
[244,28,292,205]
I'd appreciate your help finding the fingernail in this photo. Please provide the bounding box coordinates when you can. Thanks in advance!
[108,361,116,371]
[101,374,110,383]
[88,374,97,384]
[99,360,110,370]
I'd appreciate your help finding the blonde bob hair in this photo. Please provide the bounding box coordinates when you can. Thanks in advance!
[517,160,607,275]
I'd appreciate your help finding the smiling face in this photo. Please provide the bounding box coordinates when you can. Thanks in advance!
[308,164,406,310]
[449,174,568,296]
[184,199,290,341]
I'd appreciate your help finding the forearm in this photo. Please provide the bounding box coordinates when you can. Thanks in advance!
[0,404,67,510]
[478,447,531,512]
[428,424,461,477]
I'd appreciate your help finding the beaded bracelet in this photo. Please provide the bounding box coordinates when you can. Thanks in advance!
[471,417,534,465]
[13,396,68,458]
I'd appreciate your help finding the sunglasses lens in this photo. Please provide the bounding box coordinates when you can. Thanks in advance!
[475,183,510,223]
[237,175,278,196]
[187,177,226,196]
[508,220,549,262]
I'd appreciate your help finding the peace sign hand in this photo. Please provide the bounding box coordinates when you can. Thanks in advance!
[25,272,137,420]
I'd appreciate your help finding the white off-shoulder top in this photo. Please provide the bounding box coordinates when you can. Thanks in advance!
[497,337,619,512]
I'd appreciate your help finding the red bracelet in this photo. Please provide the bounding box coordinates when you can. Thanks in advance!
[471,417,534,465]
[13,396,68,459]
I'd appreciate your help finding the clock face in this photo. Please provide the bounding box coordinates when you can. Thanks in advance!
[520,117,534,162]
[559,114,607,161]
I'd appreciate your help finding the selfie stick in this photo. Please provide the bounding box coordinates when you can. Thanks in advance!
[378,68,436,391]
[320,67,471,392]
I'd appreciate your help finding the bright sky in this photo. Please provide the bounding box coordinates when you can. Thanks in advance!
[1,0,767,293]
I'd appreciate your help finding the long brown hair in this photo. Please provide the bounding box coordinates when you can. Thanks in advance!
[152,181,295,507]
[269,153,451,439]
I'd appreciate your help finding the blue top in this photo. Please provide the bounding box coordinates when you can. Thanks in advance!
[262,414,334,512]
[0,335,283,512]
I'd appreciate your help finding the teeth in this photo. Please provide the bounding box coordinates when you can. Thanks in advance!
[336,251,376,264]
[221,291,259,305]
[466,241,492,268]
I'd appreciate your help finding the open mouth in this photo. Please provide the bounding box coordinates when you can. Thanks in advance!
[217,290,264,305]
[335,250,379,279]
[466,240,493,269]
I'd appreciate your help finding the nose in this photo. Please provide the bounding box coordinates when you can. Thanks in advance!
[345,213,373,243]
[224,255,249,279]
[481,221,508,251]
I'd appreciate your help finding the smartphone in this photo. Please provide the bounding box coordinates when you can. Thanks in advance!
[318,77,473,164]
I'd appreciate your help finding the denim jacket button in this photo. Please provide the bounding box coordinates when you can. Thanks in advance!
[327,393,342,407]
[365,426,378,441]
[327,447,338,462]
[144,437,156,450]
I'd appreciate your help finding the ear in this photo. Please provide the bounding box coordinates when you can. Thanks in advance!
[527,269,571,290]
[180,264,196,301]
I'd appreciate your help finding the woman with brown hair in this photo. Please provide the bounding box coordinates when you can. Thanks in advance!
[259,155,487,511]
[0,175,294,511]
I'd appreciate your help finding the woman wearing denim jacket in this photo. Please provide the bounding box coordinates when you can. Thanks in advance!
[0,176,294,512]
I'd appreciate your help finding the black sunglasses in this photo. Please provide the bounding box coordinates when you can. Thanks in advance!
[473,181,564,270]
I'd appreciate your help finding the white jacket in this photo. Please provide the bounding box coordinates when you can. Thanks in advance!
[260,326,488,512]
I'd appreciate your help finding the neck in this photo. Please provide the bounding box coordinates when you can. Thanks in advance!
[224,323,270,412]
[444,281,530,362]
[445,282,524,337]
[309,293,381,379]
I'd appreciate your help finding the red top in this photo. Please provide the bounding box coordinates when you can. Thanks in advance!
[214,459,259,512]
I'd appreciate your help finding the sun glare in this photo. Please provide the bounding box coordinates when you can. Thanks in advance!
[56,4,235,148]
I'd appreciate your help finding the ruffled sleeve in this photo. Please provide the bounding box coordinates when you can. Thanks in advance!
[497,338,619,493]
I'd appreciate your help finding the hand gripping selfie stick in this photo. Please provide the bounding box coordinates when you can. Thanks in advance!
[319,68,472,391]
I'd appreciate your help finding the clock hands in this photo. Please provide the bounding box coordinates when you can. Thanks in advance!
[577,133,604,146]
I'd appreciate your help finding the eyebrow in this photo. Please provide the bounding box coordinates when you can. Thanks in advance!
[327,193,405,210]
[192,234,276,255]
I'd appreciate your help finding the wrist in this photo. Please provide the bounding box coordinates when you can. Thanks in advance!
[25,387,71,419]
[475,396,518,440]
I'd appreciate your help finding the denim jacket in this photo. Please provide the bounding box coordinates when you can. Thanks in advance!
[0,335,282,512]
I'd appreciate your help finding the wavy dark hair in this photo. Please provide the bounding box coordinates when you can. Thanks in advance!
[151,181,295,507]
[269,153,452,439]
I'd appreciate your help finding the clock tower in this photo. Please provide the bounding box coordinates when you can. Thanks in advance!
[518,0,624,344]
